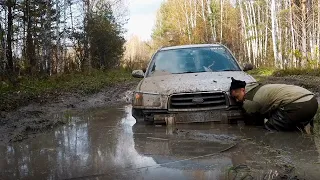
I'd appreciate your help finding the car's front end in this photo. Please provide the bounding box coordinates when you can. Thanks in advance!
[131,44,256,125]
[132,91,243,125]
[132,71,256,125]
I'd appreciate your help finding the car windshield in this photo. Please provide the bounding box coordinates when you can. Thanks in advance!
[148,46,241,76]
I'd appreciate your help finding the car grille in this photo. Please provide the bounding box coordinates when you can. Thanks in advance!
[169,92,227,109]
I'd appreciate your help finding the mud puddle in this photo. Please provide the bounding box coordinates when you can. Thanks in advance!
[1,105,320,180]
[0,81,137,144]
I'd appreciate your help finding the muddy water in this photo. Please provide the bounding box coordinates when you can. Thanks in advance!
[1,105,320,180]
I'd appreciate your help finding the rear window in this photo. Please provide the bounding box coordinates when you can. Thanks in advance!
[148,46,240,76]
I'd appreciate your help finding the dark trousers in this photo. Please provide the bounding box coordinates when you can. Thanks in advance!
[265,96,318,131]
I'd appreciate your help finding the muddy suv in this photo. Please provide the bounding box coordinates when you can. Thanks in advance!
[131,44,256,125]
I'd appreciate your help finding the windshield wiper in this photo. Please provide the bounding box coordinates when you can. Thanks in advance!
[174,71,206,74]
[218,69,239,72]
[174,71,196,74]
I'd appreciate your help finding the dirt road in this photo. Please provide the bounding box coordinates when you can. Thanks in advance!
[0,81,137,144]
[1,74,319,145]
[1,76,320,179]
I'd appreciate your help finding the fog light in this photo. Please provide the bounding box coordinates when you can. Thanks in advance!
[134,92,143,106]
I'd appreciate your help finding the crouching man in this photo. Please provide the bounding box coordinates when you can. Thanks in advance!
[229,78,318,131]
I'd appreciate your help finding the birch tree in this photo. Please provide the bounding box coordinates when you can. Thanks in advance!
[271,0,280,68]
[152,0,320,68]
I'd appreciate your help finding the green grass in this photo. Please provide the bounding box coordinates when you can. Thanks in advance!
[0,69,136,111]
[247,67,275,77]
[248,67,320,80]
[247,67,275,82]
[273,68,320,77]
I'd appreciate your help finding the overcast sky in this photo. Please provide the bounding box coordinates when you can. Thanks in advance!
[124,0,165,41]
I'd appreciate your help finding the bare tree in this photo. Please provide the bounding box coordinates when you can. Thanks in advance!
[5,0,14,75]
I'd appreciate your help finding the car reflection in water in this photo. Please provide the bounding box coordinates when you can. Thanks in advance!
[0,105,320,180]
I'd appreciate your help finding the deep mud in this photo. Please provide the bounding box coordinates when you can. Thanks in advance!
[1,75,320,179]
[1,74,320,145]
[1,105,319,180]
[0,81,137,144]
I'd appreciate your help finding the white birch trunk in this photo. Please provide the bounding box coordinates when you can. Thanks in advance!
[264,3,268,65]
[239,0,251,63]
[250,1,258,65]
[194,0,197,27]
[271,0,279,68]
[178,17,182,35]
[245,2,253,64]
[206,0,216,42]
[301,0,307,67]
[277,0,283,68]
[184,1,192,42]
[201,0,208,40]
[213,13,217,42]
[310,2,315,64]
[56,0,61,73]
[289,0,296,68]
[257,4,263,62]
[264,22,268,66]
[189,0,194,28]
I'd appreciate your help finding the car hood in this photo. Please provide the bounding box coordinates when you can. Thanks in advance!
[138,71,256,95]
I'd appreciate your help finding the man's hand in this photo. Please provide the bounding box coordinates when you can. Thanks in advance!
[243,112,265,126]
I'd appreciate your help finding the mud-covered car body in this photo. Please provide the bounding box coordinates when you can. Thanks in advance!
[131,44,256,124]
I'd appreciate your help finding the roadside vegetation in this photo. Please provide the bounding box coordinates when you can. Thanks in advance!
[248,68,320,91]
[2,0,320,114]
[123,0,320,70]
[0,1,132,111]
[0,69,135,111]
[248,68,320,77]
[247,68,275,77]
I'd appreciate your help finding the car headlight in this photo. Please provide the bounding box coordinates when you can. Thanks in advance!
[133,92,161,107]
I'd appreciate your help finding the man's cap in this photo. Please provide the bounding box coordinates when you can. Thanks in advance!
[230,77,246,91]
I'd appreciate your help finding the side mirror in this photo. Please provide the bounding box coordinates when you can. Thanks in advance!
[243,63,254,72]
[132,70,145,78]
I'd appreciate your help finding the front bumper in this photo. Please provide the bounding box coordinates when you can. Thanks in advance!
[132,107,244,125]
